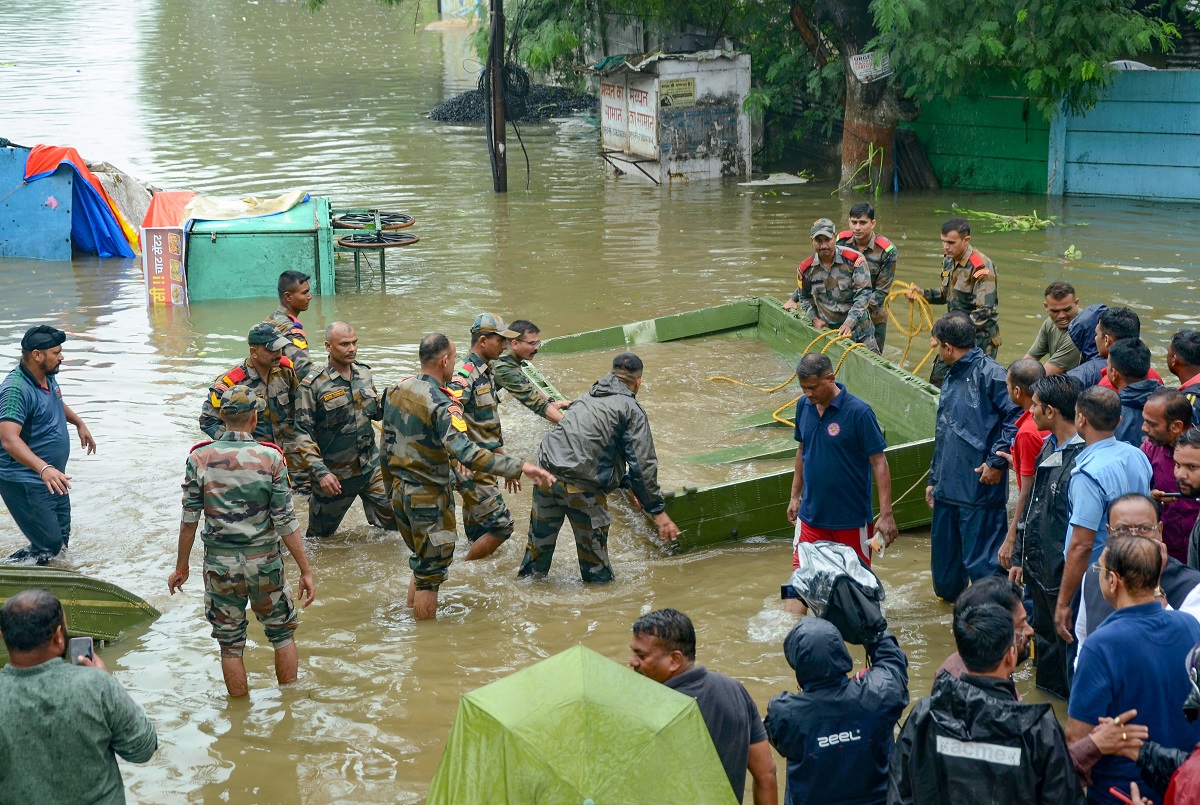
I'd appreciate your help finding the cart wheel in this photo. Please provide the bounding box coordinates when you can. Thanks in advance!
[332,211,415,230]
[336,232,421,248]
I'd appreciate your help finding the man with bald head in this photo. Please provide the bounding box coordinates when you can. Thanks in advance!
[294,322,397,538]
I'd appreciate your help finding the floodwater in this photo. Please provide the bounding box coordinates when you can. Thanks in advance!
[2,0,1200,801]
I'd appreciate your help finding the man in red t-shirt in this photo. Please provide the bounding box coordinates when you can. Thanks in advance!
[999,358,1051,571]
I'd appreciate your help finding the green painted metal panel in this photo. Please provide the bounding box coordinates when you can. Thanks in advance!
[526,297,939,553]
[901,83,1050,194]
[0,567,159,658]
[185,198,335,302]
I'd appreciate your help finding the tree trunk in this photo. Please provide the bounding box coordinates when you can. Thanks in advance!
[839,67,899,194]
[799,0,904,194]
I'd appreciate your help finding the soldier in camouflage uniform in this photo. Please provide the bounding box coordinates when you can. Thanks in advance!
[837,203,898,349]
[783,218,879,353]
[445,313,533,562]
[294,322,397,538]
[908,217,1001,387]
[199,323,305,490]
[380,333,555,620]
[264,270,314,382]
[169,385,316,697]
[492,319,572,424]
[517,353,680,583]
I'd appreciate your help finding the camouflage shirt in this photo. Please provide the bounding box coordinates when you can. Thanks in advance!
[923,246,1000,335]
[790,245,873,329]
[181,432,299,551]
[381,373,524,489]
[266,306,313,382]
[492,350,551,417]
[836,231,898,326]
[444,351,503,451]
[294,361,381,481]
[199,359,299,445]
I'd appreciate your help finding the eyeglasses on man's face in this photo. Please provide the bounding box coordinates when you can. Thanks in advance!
[1109,524,1159,537]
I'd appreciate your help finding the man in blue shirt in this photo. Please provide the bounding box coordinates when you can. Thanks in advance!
[786,353,898,568]
[926,313,1022,601]
[0,325,96,565]
[1054,386,1153,645]
[1066,535,1200,804]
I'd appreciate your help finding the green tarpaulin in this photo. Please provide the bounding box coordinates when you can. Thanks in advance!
[428,644,739,804]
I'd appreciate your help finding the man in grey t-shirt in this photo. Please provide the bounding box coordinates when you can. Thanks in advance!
[0,589,157,805]
[1023,281,1083,375]
[629,608,777,804]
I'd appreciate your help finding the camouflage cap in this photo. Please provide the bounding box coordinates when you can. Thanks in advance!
[471,312,519,338]
[220,384,267,414]
[248,322,290,351]
[810,218,837,239]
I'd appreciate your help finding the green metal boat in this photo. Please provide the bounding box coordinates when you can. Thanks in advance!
[521,296,940,553]
[0,567,159,654]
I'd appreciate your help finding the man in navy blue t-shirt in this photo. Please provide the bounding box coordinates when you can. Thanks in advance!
[1066,534,1200,804]
[0,325,96,564]
[786,353,897,567]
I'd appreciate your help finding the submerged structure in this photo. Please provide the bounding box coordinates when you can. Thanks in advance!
[523,296,939,552]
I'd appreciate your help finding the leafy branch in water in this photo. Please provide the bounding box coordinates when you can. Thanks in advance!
[935,207,1088,233]
[834,143,886,198]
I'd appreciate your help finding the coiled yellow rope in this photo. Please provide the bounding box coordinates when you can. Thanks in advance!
[708,288,939,426]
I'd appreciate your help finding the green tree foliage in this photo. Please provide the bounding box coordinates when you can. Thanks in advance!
[869,0,1181,116]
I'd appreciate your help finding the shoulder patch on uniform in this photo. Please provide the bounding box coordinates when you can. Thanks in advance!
[279,356,294,369]
[259,441,285,454]
[450,412,467,432]
[875,235,894,251]
[798,256,815,274]
[189,439,213,453]
[838,245,864,261]
[968,252,987,269]
[836,230,853,241]
[222,366,248,386]
[292,336,308,349]
[300,375,314,387]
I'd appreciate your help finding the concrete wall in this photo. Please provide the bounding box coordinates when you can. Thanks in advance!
[1049,70,1200,201]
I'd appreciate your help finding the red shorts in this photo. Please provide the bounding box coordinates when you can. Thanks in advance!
[792,521,873,569]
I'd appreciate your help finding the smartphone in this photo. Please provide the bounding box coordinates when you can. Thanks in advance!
[68,636,93,666]
[1158,492,1184,500]
[1108,786,1134,805]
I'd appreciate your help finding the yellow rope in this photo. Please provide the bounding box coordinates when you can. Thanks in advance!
[710,288,938,429]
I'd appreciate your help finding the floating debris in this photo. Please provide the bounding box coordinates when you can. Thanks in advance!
[429,84,597,124]
[938,206,1087,233]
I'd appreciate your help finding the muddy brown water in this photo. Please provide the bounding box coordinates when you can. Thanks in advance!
[3,0,1200,801]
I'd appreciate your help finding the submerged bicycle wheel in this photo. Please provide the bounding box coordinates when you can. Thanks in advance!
[332,211,415,230]
[336,232,420,248]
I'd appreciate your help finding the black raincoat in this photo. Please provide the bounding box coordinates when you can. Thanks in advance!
[887,672,1084,804]
[765,619,908,805]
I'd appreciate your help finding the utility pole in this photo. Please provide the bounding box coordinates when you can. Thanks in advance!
[488,0,507,193]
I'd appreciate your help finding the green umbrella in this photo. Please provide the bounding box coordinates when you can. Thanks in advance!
[428,644,739,804]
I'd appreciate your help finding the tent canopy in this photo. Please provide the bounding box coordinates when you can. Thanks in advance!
[428,644,738,804]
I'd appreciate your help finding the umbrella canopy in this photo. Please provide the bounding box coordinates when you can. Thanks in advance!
[428,644,739,804]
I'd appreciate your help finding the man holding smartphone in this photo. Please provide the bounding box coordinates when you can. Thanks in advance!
[0,589,157,802]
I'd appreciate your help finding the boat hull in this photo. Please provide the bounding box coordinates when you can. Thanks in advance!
[0,567,159,651]
[524,297,940,552]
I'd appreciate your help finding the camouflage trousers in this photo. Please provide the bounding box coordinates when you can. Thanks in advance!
[306,466,397,538]
[393,482,457,591]
[203,546,298,658]
[517,481,613,583]
[929,324,1001,388]
[457,471,514,543]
